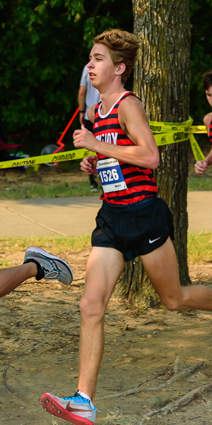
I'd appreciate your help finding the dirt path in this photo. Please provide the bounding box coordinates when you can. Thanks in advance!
[0,249,212,425]
[1,170,212,424]
[0,191,212,237]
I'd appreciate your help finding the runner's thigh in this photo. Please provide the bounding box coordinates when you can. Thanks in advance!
[83,246,126,307]
[140,237,182,301]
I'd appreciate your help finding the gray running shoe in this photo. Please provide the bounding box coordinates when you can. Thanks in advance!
[24,246,73,285]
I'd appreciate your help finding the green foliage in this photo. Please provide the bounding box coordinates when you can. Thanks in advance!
[2,0,211,154]
[190,0,212,125]
[0,0,84,146]
[0,0,132,154]
[84,13,118,50]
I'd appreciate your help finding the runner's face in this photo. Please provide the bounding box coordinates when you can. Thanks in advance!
[87,44,117,89]
[205,86,212,107]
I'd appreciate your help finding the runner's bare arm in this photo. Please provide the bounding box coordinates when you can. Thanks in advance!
[203,113,212,134]
[194,113,212,175]
[87,105,96,123]
[118,96,159,168]
[73,96,159,169]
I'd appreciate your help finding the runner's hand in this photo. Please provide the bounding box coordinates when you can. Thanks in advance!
[80,156,98,175]
[194,160,208,175]
[73,125,96,151]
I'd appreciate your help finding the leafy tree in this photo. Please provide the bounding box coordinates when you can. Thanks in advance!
[0,1,82,149]
[190,0,212,126]
[0,0,211,155]
[0,0,132,153]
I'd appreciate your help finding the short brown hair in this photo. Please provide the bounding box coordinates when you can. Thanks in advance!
[203,70,212,91]
[93,29,140,84]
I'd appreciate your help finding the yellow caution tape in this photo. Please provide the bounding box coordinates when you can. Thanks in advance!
[189,125,207,134]
[0,118,207,169]
[149,117,206,161]
[189,133,205,161]
[149,117,193,132]
[0,149,96,170]
[154,131,189,146]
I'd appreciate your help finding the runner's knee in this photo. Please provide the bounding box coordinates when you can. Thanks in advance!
[80,295,106,321]
[160,294,185,311]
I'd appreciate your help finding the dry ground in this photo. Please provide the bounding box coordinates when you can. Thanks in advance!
[1,248,212,425]
[1,167,212,424]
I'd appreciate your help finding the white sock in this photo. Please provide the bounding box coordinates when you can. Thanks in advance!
[78,390,95,409]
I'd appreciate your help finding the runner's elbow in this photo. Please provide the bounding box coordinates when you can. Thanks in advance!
[151,155,160,169]
[140,153,159,170]
[136,158,159,169]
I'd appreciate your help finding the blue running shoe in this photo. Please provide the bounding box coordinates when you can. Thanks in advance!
[40,391,96,425]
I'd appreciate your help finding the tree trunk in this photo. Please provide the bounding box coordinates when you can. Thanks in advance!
[116,0,191,307]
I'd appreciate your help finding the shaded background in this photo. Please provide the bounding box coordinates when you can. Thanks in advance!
[0,0,211,157]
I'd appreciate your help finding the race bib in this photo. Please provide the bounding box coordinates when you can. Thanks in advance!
[97,158,127,193]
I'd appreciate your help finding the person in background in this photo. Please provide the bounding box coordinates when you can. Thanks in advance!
[78,65,101,191]
[194,70,212,175]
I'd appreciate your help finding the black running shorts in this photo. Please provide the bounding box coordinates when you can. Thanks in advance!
[91,196,174,261]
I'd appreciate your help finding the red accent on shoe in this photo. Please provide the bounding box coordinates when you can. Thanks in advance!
[40,393,95,425]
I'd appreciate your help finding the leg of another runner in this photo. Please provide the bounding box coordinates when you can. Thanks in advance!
[141,237,212,311]
[78,246,125,401]
[0,262,37,298]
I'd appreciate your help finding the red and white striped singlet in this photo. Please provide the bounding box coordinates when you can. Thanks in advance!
[93,91,158,206]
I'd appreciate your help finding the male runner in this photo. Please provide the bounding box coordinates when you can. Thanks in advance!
[195,70,212,175]
[41,29,212,425]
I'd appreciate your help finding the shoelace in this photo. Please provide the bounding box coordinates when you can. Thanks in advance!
[63,393,86,402]
[42,265,60,279]
[62,393,96,412]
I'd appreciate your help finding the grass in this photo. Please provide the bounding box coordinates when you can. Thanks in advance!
[0,235,91,254]
[188,145,212,190]
[0,235,92,269]
[0,173,211,198]
[0,259,11,268]
[0,163,102,199]
[0,232,210,267]
[188,231,212,264]
[188,176,212,191]
[0,180,100,199]
[2,175,211,197]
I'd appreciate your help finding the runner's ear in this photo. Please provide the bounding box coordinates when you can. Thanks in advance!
[115,63,126,77]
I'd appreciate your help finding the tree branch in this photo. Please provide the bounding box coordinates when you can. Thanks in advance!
[97,360,203,400]
[140,383,212,424]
